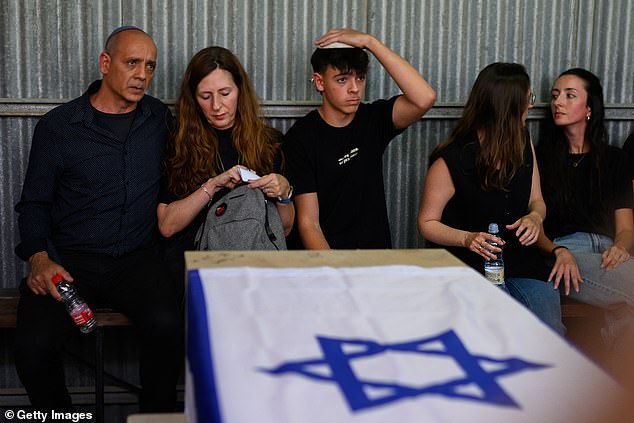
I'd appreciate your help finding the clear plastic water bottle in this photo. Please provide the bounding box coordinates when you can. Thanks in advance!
[483,223,505,288]
[51,274,97,334]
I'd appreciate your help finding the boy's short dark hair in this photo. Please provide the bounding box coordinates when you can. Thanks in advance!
[310,47,369,75]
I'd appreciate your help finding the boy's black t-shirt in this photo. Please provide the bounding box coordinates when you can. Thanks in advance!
[283,96,403,249]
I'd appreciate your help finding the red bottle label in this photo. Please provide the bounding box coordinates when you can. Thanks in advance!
[70,308,93,325]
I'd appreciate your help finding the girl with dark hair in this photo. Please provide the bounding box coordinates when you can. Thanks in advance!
[418,62,563,334]
[536,69,634,348]
[157,47,294,293]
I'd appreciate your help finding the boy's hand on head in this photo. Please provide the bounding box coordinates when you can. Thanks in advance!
[316,28,373,50]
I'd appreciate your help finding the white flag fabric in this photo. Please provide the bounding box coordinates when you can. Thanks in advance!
[186,265,623,423]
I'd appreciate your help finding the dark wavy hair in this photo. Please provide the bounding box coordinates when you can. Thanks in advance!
[310,47,369,75]
[165,46,281,198]
[431,62,531,191]
[537,68,609,221]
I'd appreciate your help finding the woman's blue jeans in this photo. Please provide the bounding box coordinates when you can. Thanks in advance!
[500,278,565,336]
[553,232,634,307]
[552,232,634,345]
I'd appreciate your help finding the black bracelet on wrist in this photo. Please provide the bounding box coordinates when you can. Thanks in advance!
[551,245,568,256]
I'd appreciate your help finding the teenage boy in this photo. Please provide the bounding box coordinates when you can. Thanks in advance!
[284,28,435,249]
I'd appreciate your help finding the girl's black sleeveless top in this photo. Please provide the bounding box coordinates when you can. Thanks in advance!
[436,131,548,281]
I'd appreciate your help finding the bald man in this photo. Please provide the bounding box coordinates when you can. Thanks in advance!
[14,27,181,413]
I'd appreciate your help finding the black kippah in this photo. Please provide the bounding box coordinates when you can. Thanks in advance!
[104,25,145,49]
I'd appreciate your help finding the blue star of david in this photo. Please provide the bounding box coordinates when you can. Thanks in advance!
[260,330,550,411]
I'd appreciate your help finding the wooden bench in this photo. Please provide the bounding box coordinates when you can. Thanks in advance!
[560,296,603,318]
[0,289,19,328]
[0,288,131,423]
[4,289,599,324]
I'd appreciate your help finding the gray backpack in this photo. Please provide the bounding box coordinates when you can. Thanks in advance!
[195,184,287,250]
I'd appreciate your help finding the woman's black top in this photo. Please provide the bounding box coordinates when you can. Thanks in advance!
[435,131,548,281]
[538,144,633,239]
[159,128,282,295]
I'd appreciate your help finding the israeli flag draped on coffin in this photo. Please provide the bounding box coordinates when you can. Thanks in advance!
[186,265,621,423]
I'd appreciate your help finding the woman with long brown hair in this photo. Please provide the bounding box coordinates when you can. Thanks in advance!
[158,47,294,293]
[418,62,563,334]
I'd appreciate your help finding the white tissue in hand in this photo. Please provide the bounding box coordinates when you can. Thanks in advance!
[239,168,260,182]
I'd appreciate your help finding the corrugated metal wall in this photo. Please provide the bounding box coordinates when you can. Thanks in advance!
[2,0,634,407]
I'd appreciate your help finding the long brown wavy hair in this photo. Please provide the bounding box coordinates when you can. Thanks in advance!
[165,46,281,198]
[431,62,531,191]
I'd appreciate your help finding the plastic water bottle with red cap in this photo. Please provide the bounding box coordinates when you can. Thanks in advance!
[51,274,97,334]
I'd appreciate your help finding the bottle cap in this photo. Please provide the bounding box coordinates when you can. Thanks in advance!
[51,274,64,284]
[488,223,499,233]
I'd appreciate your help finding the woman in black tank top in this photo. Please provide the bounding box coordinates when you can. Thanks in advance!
[417,62,564,335]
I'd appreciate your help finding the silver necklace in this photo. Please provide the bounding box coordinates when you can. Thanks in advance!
[570,153,586,168]
[218,154,226,172]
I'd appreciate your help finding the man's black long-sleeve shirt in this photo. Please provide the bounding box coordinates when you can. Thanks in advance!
[15,80,172,261]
